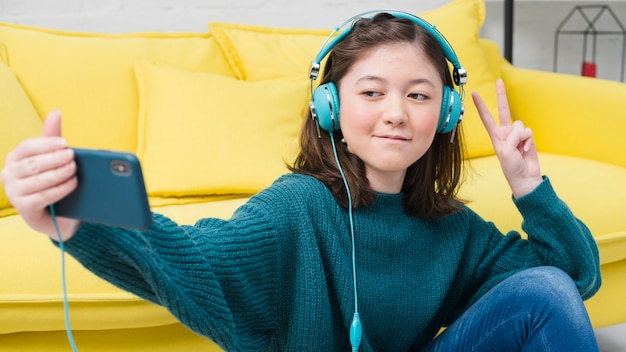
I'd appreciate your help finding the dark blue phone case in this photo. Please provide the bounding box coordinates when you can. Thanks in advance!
[54,148,152,230]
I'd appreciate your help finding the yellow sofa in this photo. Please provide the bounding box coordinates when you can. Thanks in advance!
[1,0,624,350]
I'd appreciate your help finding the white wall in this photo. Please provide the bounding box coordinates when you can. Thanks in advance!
[0,0,449,32]
[1,0,626,81]
[483,1,626,81]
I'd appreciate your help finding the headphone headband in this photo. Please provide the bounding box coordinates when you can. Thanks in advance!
[310,10,467,86]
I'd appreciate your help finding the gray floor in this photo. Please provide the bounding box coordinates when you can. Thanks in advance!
[595,323,626,352]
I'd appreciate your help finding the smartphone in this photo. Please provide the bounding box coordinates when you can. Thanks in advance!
[53,148,152,230]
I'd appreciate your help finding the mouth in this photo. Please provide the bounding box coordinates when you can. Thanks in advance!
[376,135,411,142]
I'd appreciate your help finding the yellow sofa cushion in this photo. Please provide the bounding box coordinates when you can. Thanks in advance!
[0,324,221,352]
[134,60,307,198]
[460,152,626,265]
[0,214,175,334]
[501,62,626,170]
[209,22,330,81]
[0,62,42,217]
[0,197,247,335]
[209,0,498,158]
[0,22,234,153]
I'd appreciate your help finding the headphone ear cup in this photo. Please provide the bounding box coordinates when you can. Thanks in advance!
[437,87,463,134]
[311,82,341,132]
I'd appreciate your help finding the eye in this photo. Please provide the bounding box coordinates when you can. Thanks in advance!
[408,93,428,101]
[363,90,382,98]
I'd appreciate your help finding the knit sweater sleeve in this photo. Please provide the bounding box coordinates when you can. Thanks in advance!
[467,176,601,302]
[57,193,284,350]
[515,177,601,299]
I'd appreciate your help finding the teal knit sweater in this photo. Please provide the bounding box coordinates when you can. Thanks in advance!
[62,174,601,351]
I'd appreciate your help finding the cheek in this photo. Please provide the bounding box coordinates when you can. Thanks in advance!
[338,100,371,134]
[339,119,367,151]
[417,107,442,135]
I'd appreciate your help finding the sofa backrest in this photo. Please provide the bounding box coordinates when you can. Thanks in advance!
[0,0,501,214]
[0,23,235,152]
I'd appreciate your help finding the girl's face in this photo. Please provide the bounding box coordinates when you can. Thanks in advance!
[338,42,443,194]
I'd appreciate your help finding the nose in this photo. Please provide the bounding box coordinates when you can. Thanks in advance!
[382,94,408,126]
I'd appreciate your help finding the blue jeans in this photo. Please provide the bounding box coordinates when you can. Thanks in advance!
[422,266,599,351]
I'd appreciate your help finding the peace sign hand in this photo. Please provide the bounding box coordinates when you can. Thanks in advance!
[471,79,543,199]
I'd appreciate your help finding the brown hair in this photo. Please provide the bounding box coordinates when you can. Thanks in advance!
[289,13,466,217]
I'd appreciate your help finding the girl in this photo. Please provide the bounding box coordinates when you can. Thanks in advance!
[1,12,600,351]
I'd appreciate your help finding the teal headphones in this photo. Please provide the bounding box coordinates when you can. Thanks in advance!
[309,11,467,135]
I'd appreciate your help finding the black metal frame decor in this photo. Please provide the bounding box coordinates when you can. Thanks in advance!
[553,5,626,81]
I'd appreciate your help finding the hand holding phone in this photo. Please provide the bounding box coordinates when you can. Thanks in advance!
[54,148,152,230]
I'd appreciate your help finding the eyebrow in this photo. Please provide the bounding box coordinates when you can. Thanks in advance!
[355,75,436,87]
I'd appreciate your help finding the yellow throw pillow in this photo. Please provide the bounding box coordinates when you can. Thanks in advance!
[208,0,498,158]
[0,62,42,217]
[0,22,234,153]
[209,22,331,81]
[135,61,308,197]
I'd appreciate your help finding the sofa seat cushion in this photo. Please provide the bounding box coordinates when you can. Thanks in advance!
[460,152,626,265]
[0,215,174,334]
[0,323,220,352]
[0,198,247,334]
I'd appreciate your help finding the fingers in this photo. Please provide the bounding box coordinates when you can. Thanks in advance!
[471,90,497,134]
[495,79,512,127]
[42,109,63,138]
[502,120,534,155]
[0,109,81,239]
[12,166,77,214]
[520,127,534,153]
[7,110,66,163]
[2,109,76,211]
[472,79,513,133]
[6,136,67,166]
[3,148,77,207]
[7,148,74,183]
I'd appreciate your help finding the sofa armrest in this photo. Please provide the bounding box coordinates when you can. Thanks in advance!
[500,62,626,169]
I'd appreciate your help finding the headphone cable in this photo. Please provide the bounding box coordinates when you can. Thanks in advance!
[329,134,362,352]
[49,204,79,352]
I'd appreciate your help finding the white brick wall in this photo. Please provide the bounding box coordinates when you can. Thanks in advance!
[1,0,625,81]
[0,0,448,32]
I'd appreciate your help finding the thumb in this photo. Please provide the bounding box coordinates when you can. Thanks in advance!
[42,109,63,138]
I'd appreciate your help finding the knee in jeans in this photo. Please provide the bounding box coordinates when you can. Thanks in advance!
[509,267,594,338]
[511,266,582,309]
